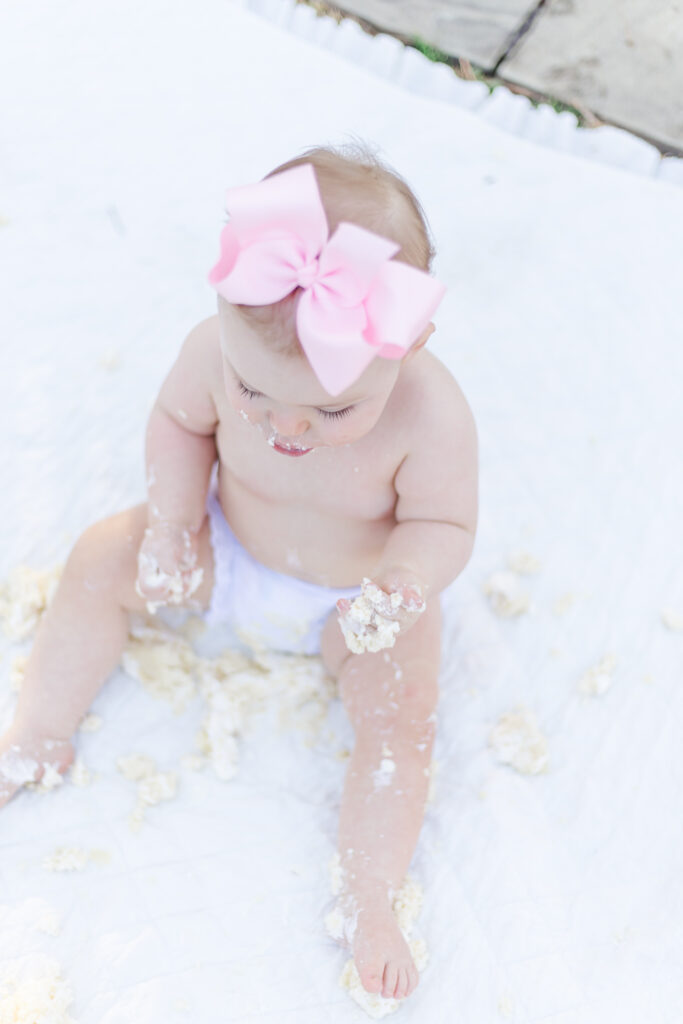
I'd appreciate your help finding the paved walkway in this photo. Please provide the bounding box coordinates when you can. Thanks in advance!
[301,0,682,155]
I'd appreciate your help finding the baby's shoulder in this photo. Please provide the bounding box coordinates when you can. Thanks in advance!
[174,314,223,399]
[180,314,221,370]
[396,350,475,439]
[156,315,223,430]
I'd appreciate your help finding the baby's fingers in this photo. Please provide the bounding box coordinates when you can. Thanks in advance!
[136,553,185,612]
[399,584,426,613]
[180,565,204,602]
[135,574,172,614]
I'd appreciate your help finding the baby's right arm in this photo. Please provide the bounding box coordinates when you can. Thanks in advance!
[136,318,220,609]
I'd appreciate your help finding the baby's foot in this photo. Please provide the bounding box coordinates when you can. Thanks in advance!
[0,729,74,808]
[340,888,420,1001]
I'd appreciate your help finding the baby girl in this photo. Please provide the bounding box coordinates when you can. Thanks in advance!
[0,142,478,1003]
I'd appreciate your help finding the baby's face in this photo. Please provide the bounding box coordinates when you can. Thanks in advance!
[217,299,401,456]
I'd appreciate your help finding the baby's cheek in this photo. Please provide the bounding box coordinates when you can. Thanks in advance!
[231,397,253,424]
[340,411,381,444]
[323,422,358,446]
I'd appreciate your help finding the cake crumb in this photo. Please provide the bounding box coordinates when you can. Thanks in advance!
[116,753,157,781]
[489,708,549,774]
[0,564,62,641]
[338,579,404,653]
[329,852,345,896]
[483,572,530,617]
[88,849,111,866]
[98,349,121,371]
[42,847,90,873]
[0,956,76,1022]
[36,908,61,936]
[180,754,206,772]
[79,713,103,733]
[507,550,541,574]
[661,608,683,632]
[69,758,91,787]
[35,764,64,792]
[122,626,198,712]
[118,754,178,830]
[552,592,576,615]
[0,900,62,939]
[196,648,334,780]
[134,533,203,615]
[137,770,177,806]
[391,875,423,935]
[498,993,515,1017]
[577,654,617,696]
[372,758,396,789]
[9,654,28,692]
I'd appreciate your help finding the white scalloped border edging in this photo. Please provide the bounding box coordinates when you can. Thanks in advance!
[239,0,683,189]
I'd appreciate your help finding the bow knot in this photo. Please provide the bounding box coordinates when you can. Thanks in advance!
[208,163,446,395]
[295,257,319,289]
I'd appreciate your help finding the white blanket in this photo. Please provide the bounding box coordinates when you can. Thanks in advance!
[1,1,682,1020]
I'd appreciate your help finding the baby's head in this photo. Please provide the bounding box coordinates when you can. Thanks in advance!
[216,141,439,454]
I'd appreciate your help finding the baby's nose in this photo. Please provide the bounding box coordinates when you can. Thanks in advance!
[268,410,310,438]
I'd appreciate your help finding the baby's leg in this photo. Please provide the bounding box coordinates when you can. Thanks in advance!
[0,504,214,807]
[320,603,440,1002]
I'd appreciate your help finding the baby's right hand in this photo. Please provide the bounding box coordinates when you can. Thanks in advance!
[135,522,204,613]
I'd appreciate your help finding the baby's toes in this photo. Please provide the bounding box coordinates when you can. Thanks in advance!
[0,736,74,809]
[394,965,410,999]
[406,962,420,997]
[0,746,38,808]
[381,961,398,999]
[357,958,383,995]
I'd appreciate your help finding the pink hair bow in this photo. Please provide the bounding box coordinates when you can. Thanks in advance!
[208,163,446,396]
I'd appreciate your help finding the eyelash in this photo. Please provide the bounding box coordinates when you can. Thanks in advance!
[318,406,353,420]
[237,382,353,420]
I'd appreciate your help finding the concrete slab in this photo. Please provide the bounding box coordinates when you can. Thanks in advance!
[333,0,539,68]
[500,0,683,152]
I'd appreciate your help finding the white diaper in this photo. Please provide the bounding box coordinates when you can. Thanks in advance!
[204,487,361,656]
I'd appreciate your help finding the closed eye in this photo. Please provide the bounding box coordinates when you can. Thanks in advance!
[238,382,262,399]
[318,406,354,420]
[238,379,353,419]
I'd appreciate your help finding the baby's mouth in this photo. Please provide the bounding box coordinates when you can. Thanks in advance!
[264,424,313,456]
[271,438,312,457]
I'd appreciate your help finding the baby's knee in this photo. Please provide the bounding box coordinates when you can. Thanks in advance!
[67,506,147,590]
[395,672,439,729]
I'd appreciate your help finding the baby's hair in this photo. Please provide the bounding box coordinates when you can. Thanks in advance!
[231,138,437,356]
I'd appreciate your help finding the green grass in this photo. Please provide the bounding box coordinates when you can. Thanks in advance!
[297,9,589,128]
[411,38,455,67]
[411,35,584,123]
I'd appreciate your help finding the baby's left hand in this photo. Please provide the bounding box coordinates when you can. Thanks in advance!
[373,573,426,633]
[336,571,426,654]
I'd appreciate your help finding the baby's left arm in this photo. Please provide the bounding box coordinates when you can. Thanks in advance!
[372,392,479,613]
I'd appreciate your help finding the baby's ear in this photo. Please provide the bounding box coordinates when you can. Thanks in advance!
[403,321,435,361]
